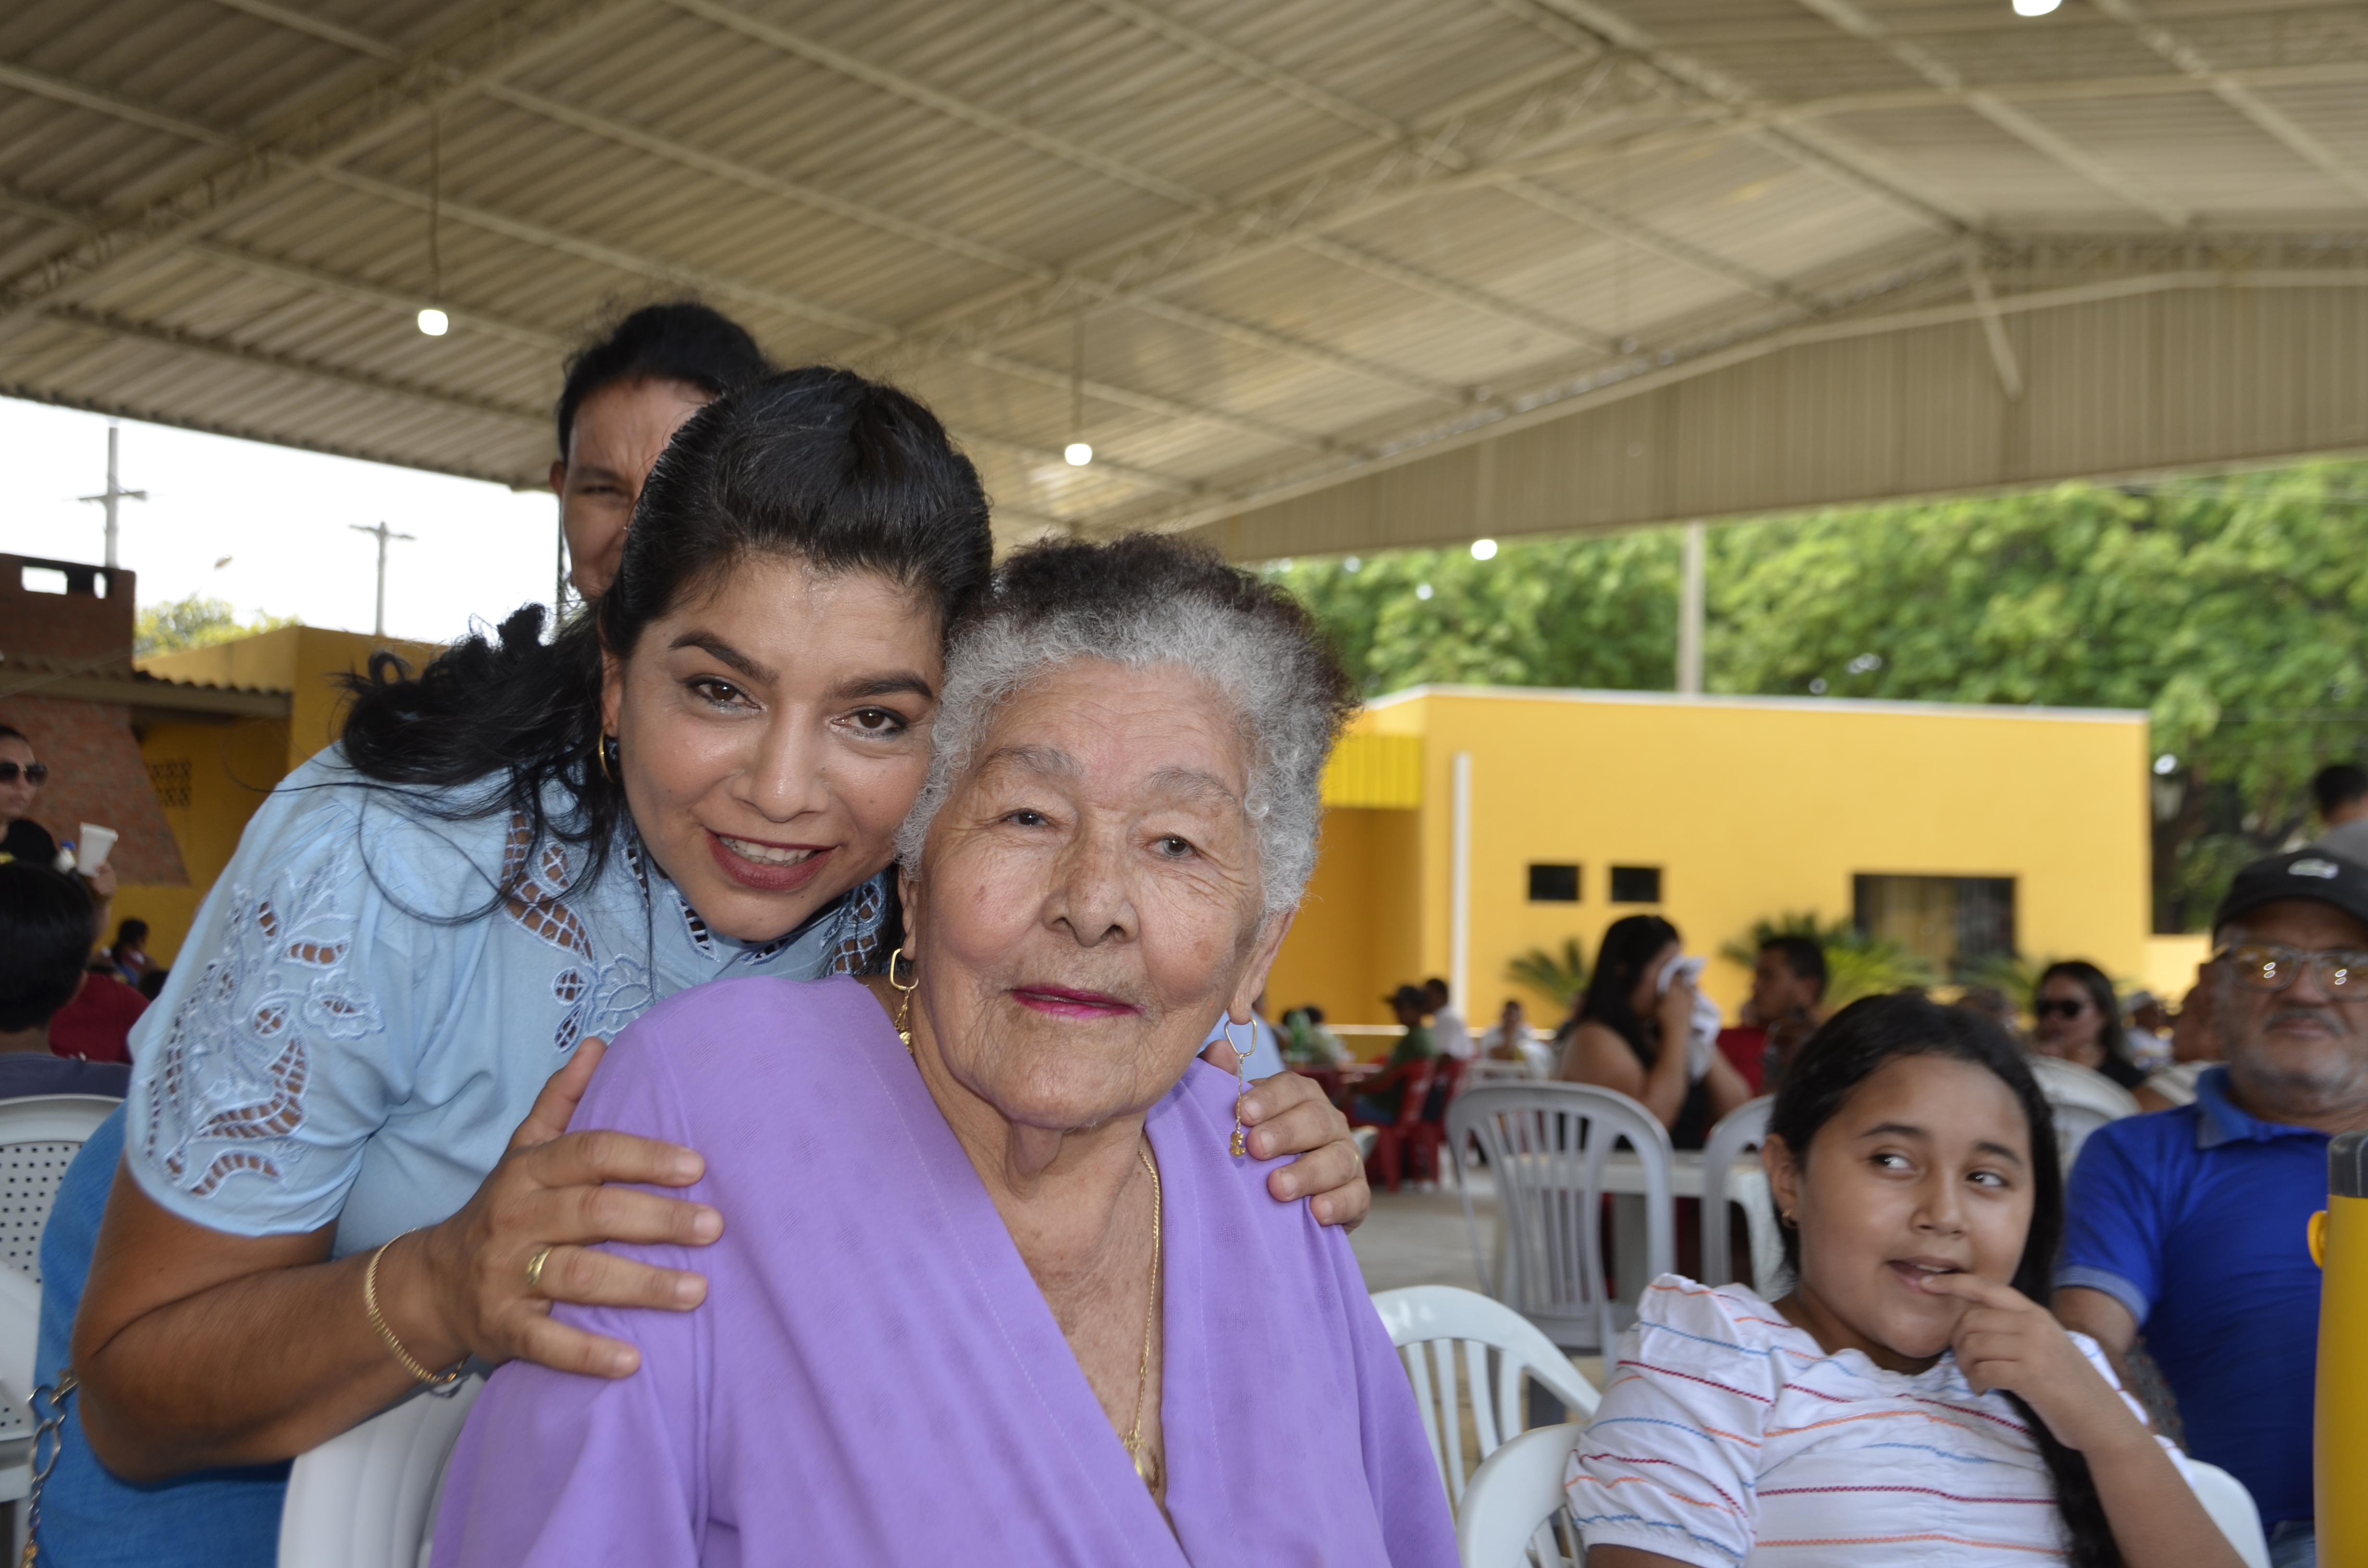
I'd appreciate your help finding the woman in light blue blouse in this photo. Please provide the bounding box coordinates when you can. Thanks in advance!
[46,368,1366,1564]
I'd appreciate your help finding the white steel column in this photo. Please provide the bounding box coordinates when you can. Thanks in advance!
[1678,521,1706,696]
[1450,751,1472,1011]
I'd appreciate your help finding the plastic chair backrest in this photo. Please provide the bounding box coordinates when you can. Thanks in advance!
[1394,1059,1438,1128]
[1426,1056,1470,1119]
[278,1375,486,1568]
[1446,1083,1674,1354]
[1698,1096,1772,1290]
[0,1096,120,1286]
[1452,1419,1582,1568]
[1371,1285,1599,1508]
[2026,1056,2139,1171]
[2188,1460,2269,1568]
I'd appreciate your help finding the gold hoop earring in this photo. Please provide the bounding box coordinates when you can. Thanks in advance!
[596,734,617,783]
[1224,1018,1256,1157]
[888,945,919,1052]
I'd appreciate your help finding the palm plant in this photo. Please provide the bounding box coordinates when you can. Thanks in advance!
[1506,937,1589,1009]
[1720,912,1938,1009]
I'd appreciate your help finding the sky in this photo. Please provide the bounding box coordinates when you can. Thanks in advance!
[0,396,560,646]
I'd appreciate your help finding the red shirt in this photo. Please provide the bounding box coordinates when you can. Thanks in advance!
[1716,1025,1767,1094]
[49,971,147,1065]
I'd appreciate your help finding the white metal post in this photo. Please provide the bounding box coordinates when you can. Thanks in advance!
[1678,520,1706,696]
[1450,751,1472,1014]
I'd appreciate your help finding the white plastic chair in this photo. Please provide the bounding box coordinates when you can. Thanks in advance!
[277,1374,485,1568]
[1447,1084,1673,1354]
[2026,1056,2140,1169]
[0,1094,119,1509]
[1698,1096,1785,1296]
[1454,1428,2272,1568]
[1453,1419,1582,1568]
[1371,1285,1599,1509]
[2190,1460,2270,1568]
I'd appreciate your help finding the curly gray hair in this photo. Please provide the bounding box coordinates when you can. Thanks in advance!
[895,535,1358,917]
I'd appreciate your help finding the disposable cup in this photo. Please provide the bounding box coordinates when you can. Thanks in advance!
[77,823,118,876]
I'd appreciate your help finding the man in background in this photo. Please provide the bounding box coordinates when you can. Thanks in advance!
[1422,977,1472,1060]
[2056,849,2368,1562]
[2312,761,2368,866]
[1352,985,1438,1127]
[1717,935,1827,1092]
[0,862,133,1098]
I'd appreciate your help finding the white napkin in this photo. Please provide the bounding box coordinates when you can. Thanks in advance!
[1656,954,1724,1082]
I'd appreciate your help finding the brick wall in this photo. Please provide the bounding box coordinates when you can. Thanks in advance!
[0,555,184,883]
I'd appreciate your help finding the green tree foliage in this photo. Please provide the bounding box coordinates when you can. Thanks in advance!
[1270,462,2368,933]
[136,594,296,657]
[1505,937,1589,1009]
[1272,532,1681,696]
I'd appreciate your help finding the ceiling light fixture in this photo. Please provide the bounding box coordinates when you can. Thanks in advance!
[1063,442,1093,466]
[417,307,450,336]
[1471,538,1498,560]
[2012,0,2060,15]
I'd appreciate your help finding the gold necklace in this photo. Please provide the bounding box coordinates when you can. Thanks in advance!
[1122,1142,1163,1492]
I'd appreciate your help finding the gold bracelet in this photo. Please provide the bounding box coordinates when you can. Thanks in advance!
[364,1231,466,1388]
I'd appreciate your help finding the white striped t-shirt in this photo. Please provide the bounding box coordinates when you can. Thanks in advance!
[1566,1274,2186,1565]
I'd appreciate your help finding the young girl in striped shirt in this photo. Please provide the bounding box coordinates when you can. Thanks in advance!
[1567,994,2243,1568]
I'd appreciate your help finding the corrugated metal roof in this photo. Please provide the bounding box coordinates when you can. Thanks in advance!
[0,0,2364,541]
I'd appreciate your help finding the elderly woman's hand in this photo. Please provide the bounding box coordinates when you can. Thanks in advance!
[1236,1066,1370,1229]
[408,1040,723,1377]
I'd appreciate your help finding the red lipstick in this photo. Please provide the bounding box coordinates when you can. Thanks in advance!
[705,829,835,894]
[1011,986,1143,1019]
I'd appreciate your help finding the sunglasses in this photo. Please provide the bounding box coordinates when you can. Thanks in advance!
[2034,998,2090,1020]
[0,761,48,785]
[2216,943,2368,995]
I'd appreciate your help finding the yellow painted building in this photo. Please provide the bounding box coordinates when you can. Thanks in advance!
[117,626,444,965]
[1269,686,2160,1039]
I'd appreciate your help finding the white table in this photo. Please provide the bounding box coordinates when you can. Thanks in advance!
[1481,1150,1777,1310]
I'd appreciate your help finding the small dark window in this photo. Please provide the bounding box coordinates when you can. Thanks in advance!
[1609,865,1662,904]
[1527,863,1579,903]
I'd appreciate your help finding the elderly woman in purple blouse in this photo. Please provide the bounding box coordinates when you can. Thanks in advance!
[432,535,1456,1567]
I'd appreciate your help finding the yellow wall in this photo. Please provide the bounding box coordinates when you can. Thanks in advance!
[118,628,445,965]
[1266,687,2152,1029]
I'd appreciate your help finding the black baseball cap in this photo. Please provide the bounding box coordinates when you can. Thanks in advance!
[1383,983,1429,1011]
[2213,849,2368,935]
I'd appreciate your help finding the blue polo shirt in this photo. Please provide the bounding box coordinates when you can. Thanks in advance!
[2057,1066,2324,1526]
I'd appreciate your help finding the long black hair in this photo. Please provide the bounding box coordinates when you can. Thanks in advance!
[1578,914,1679,1062]
[340,366,993,900]
[1768,993,2117,1568]
[555,302,770,457]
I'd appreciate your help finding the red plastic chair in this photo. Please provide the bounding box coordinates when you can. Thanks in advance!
[1406,1055,1469,1185]
[1358,1059,1437,1194]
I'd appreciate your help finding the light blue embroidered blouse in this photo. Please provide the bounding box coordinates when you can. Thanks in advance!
[123,747,888,1253]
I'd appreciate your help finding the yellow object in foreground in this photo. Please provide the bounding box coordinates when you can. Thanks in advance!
[2316,1131,2368,1564]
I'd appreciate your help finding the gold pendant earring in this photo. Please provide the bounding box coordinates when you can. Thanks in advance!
[1224,1018,1255,1157]
[888,945,918,1053]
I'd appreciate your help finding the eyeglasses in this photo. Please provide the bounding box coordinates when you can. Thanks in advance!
[0,762,48,786]
[2034,998,2090,1020]
[2216,943,2368,995]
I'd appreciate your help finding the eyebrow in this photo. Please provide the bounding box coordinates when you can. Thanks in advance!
[978,743,1078,778]
[1145,765,1240,807]
[670,634,771,682]
[830,673,936,702]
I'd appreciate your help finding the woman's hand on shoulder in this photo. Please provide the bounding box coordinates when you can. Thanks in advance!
[1238,1070,1370,1230]
[410,1039,724,1378]
[1922,1272,2147,1455]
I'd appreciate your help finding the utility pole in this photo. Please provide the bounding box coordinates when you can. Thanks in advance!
[348,521,417,637]
[78,422,147,569]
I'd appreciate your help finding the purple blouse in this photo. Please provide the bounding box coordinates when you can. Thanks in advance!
[431,975,1456,1568]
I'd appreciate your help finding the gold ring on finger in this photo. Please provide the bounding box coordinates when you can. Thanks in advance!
[525,1245,555,1297]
